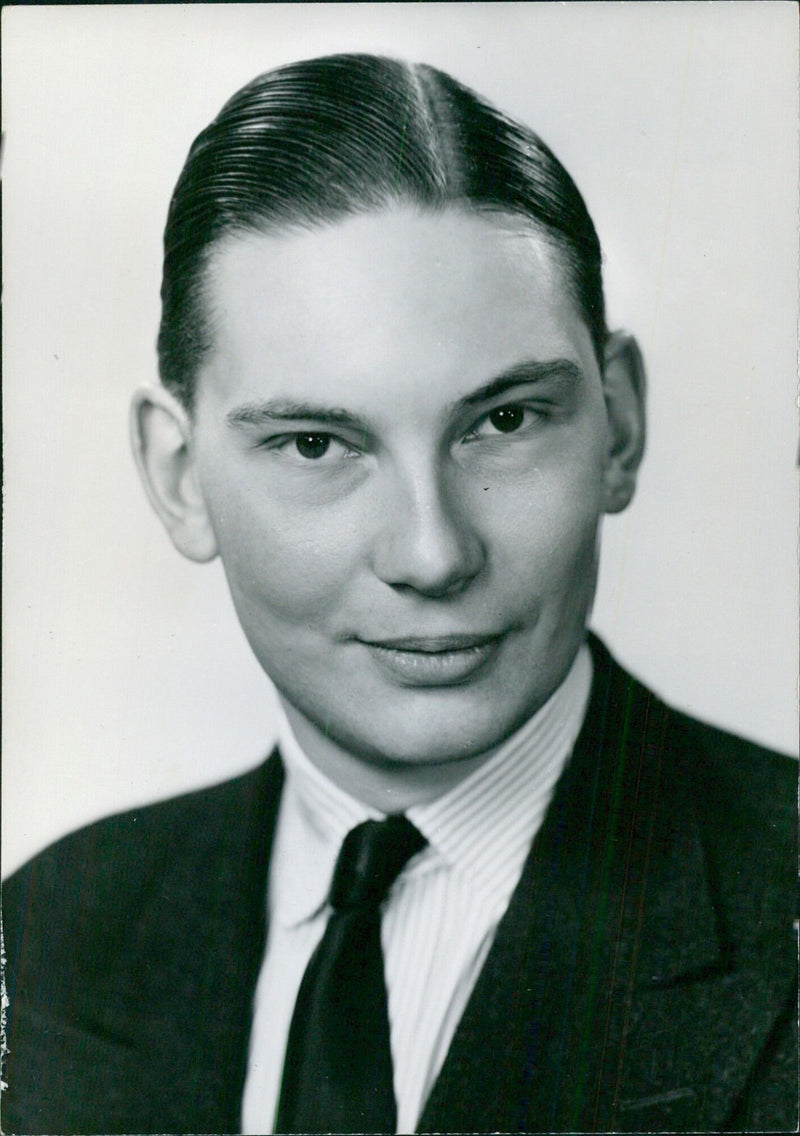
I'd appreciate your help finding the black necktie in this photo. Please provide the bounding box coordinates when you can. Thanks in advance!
[275,815,426,1134]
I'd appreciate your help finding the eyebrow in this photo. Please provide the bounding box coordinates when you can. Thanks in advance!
[458,358,583,407]
[225,357,583,433]
[226,400,369,433]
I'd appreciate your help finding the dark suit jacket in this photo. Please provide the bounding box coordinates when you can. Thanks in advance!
[2,638,797,1134]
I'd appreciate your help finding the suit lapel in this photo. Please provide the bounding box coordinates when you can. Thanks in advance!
[418,641,795,1132]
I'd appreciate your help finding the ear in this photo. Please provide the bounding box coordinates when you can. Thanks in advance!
[600,331,647,515]
[129,385,218,562]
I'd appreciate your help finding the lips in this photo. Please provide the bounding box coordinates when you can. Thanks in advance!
[357,632,504,686]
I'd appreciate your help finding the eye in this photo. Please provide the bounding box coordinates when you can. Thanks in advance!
[465,402,540,442]
[260,431,362,464]
[295,433,331,460]
[487,405,525,434]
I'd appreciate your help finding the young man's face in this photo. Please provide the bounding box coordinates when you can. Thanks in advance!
[183,207,635,772]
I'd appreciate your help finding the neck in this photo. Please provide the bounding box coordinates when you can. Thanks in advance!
[280,701,500,813]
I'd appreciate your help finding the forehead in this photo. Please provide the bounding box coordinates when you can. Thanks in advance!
[198,206,595,408]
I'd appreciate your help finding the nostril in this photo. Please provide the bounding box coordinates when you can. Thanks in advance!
[377,535,484,598]
[388,572,476,600]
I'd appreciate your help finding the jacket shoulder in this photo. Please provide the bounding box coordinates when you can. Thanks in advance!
[591,635,796,832]
[2,757,283,1132]
[588,636,796,933]
[2,756,281,994]
[672,704,795,813]
[667,706,796,840]
[607,647,798,945]
[670,709,797,924]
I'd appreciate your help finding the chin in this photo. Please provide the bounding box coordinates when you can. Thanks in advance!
[325,695,535,768]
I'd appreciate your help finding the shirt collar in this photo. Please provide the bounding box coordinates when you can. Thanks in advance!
[271,645,592,928]
[270,712,379,928]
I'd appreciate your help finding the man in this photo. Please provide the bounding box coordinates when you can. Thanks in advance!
[2,53,796,1134]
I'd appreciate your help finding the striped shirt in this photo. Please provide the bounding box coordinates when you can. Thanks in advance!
[240,644,592,1134]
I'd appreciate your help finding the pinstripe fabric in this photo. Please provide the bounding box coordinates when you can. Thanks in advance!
[241,646,592,1134]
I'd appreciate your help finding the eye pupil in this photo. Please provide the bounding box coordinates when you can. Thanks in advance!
[489,406,524,433]
[296,433,330,459]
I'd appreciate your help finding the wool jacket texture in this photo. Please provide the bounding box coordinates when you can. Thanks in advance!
[2,637,797,1133]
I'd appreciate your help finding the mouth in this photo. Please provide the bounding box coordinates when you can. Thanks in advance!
[357,632,505,686]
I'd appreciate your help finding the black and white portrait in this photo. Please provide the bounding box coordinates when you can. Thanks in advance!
[2,4,797,1133]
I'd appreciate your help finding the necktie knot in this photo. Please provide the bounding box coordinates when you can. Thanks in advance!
[329,815,426,911]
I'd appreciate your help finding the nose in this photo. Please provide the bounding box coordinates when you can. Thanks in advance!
[371,462,485,597]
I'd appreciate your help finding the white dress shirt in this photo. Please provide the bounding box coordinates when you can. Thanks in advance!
[241,645,592,1134]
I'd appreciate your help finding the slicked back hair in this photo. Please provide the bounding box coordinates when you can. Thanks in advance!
[158,53,607,408]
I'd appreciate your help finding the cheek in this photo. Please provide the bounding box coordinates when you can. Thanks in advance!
[484,452,605,591]
[206,479,362,631]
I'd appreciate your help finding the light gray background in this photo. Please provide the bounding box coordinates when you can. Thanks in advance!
[3,2,798,876]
